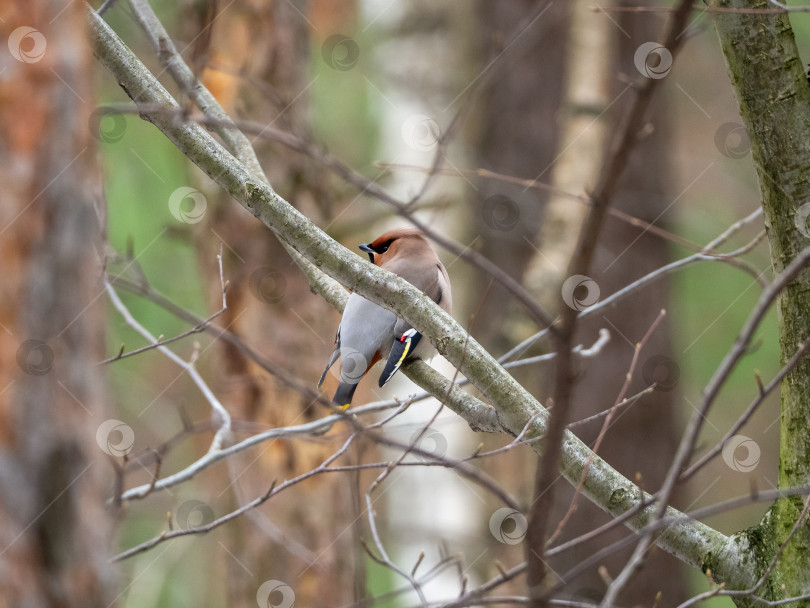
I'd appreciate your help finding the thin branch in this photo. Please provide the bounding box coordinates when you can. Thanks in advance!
[114,432,358,561]
[381,161,700,251]
[682,333,810,480]
[498,207,765,364]
[593,5,790,14]
[110,272,333,406]
[440,562,528,608]
[104,280,232,445]
[101,248,228,364]
[550,310,666,546]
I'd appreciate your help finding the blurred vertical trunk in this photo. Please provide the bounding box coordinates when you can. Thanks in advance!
[556,6,687,602]
[0,1,116,606]
[183,1,360,606]
[525,3,687,603]
[469,0,687,602]
[462,0,571,596]
[462,0,571,352]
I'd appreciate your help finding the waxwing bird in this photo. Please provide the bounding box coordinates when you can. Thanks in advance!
[318,228,452,407]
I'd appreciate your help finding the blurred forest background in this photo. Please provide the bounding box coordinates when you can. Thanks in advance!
[2,0,807,606]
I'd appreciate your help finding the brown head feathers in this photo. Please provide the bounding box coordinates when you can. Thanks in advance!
[360,228,434,267]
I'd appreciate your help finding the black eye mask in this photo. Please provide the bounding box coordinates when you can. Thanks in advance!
[358,240,392,263]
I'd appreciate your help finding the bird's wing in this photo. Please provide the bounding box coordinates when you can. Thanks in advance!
[378,328,422,387]
[377,265,451,387]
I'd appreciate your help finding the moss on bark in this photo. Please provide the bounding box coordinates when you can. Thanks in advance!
[710,0,810,600]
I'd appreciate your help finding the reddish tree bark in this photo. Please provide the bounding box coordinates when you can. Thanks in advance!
[0,1,116,606]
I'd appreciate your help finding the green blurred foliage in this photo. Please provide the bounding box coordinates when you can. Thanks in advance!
[310,30,381,174]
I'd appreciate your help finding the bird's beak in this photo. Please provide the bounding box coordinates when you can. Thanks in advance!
[359,243,375,263]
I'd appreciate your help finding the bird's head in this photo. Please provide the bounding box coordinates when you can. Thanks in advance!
[358,228,430,267]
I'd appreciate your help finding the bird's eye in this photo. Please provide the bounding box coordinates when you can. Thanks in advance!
[375,239,393,254]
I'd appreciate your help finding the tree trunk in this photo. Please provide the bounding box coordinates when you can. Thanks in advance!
[555,5,687,603]
[185,1,362,605]
[0,1,116,606]
[464,0,570,353]
[710,0,810,598]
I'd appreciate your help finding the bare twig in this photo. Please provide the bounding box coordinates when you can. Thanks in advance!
[550,310,666,545]
[104,280,232,446]
[682,333,810,480]
[499,207,765,365]
[676,495,810,608]
[114,431,358,561]
[101,247,228,364]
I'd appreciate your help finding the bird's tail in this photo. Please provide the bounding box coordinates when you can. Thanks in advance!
[332,382,358,409]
